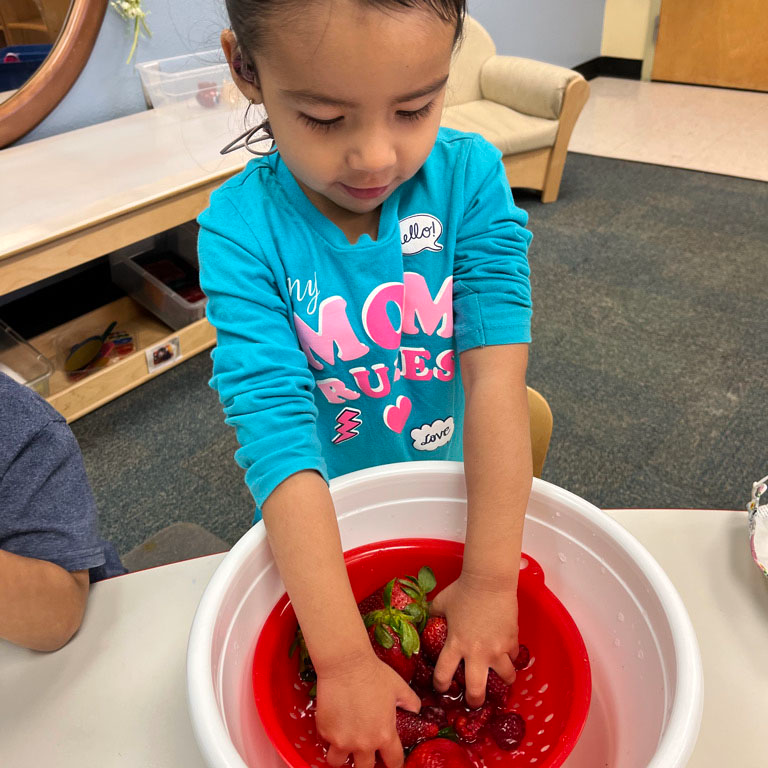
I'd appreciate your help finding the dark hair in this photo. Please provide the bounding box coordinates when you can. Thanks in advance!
[227,0,466,74]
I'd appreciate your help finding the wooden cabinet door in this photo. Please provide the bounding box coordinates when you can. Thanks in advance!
[652,0,768,92]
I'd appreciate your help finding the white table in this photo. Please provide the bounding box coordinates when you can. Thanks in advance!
[1,509,766,767]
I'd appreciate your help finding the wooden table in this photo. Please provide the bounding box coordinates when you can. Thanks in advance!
[0,94,256,421]
[1,509,766,766]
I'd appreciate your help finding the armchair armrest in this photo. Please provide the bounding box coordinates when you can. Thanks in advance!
[480,55,583,120]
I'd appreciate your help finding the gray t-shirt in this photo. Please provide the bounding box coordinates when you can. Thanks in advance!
[0,372,124,581]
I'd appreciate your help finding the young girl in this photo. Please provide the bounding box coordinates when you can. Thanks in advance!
[199,1,533,766]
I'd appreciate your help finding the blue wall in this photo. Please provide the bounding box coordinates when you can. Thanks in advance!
[468,0,606,67]
[18,0,605,145]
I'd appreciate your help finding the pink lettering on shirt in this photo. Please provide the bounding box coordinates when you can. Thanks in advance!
[402,273,453,338]
[295,296,370,370]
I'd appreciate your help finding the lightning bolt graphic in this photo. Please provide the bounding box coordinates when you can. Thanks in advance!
[333,407,362,444]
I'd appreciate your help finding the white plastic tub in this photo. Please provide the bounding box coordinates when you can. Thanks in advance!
[187,462,703,768]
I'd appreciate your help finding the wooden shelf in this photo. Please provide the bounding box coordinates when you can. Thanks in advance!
[30,296,215,422]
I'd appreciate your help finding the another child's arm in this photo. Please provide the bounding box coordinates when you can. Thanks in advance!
[431,344,531,707]
[0,551,89,651]
[263,470,420,768]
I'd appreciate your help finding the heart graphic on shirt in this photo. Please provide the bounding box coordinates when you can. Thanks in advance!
[383,396,412,434]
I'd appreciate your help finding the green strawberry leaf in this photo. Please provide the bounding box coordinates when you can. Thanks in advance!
[417,566,437,594]
[404,603,423,621]
[288,634,299,658]
[375,623,394,649]
[400,583,422,601]
[309,683,317,698]
[383,579,395,608]
[363,611,380,628]
[437,726,458,741]
[399,619,420,658]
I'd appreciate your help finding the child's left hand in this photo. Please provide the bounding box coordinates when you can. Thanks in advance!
[429,572,519,709]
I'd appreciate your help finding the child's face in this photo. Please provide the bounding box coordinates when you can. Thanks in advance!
[224,0,455,223]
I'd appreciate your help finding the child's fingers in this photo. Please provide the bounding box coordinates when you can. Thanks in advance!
[432,643,461,692]
[463,658,489,709]
[352,750,377,768]
[378,734,406,768]
[397,683,422,714]
[492,653,517,686]
[326,744,349,767]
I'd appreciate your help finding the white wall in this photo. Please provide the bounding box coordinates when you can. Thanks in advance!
[468,0,608,68]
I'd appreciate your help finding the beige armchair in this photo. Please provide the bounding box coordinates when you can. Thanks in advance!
[442,17,590,203]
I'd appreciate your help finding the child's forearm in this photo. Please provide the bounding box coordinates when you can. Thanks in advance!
[460,344,532,586]
[262,470,374,675]
[0,550,89,651]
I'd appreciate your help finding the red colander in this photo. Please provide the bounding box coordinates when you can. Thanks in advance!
[252,538,591,768]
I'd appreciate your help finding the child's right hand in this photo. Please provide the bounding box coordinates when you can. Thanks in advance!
[317,650,421,768]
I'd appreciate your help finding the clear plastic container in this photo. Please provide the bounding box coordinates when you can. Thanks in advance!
[0,320,53,396]
[135,50,233,110]
[109,222,206,331]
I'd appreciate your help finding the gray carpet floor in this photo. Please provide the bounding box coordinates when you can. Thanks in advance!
[71,152,768,556]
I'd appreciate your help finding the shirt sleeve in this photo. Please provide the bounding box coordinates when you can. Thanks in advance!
[452,136,533,353]
[198,194,328,516]
[1,420,107,573]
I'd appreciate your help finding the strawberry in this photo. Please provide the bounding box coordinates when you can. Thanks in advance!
[513,644,530,671]
[405,738,473,768]
[357,591,385,615]
[395,708,439,748]
[359,567,436,630]
[367,623,418,683]
[453,662,511,707]
[453,702,493,744]
[421,616,447,663]
[288,627,316,682]
[412,655,435,695]
[489,712,526,751]
[421,705,448,728]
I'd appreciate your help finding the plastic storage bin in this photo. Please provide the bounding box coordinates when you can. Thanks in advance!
[187,462,703,768]
[0,44,51,91]
[109,222,206,331]
[0,320,53,396]
[135,50,233,110]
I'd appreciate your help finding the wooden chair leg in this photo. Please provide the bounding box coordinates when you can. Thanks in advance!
[527,386,553,478]
[541,77,590,203]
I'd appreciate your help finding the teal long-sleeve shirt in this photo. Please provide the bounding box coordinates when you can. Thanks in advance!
[198,127,532,520]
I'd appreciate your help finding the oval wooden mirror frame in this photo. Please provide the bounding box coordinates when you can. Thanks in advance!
[0,0,107,148]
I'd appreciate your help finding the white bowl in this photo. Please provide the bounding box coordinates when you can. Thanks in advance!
[187,462,703,768]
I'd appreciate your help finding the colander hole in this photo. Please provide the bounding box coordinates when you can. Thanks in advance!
[541,745,551,753]
[538,684,548,693]
[512,702,520,709]
[295,743,302,750]
[526,742,533,747]
[527,714,535,721]
[535,700,543,707]
[520,689,528,695]
[544,714,554,722]
[293,683,302,690]
[289,712,298,719]
[525,674,533,682]
[530,759,538,764]
[300,736,307,742]
[537,730,545,735]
